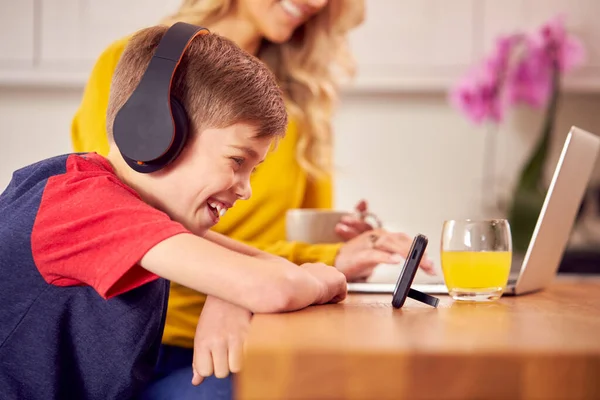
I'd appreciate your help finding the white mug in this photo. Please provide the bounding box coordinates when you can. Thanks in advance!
[285,208,382,244]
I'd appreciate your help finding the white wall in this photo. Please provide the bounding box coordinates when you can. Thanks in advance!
[0,87,78,179]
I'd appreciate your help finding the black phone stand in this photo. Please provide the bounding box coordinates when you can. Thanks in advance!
[391,233,440,309]
[408,288,439,308]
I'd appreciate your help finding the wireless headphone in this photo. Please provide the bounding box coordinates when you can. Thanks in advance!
[113,22,210,173]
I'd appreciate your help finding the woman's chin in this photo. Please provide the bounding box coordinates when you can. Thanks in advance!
[264,27,297,44]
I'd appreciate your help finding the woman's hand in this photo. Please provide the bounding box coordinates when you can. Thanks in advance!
[334,229,435,281]
[334,200,381,241]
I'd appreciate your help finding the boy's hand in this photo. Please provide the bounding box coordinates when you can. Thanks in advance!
[300,262,348,305]
[192,295,252,386]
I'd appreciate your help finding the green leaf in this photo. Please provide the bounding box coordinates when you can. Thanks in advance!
[506,68,560,255]
[507,185,546,253]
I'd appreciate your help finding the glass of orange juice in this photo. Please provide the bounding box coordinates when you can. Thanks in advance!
[441,219,512,302]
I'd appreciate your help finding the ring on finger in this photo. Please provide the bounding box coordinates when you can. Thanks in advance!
[368,233,379,247]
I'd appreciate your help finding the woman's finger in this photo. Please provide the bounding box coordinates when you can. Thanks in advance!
[340,216,373,233]
[372,233,411,256]
[335,223,361,241]
[384,234,437,275]
[354,249,403,270]
[419,258,437,275]
[354,199,368,213]
[370,233,436,274]
[389,233,436,273]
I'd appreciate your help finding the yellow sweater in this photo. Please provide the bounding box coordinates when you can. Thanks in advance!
[71,36,343,348]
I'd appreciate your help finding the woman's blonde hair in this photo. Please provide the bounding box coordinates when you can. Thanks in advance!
[160,0,365,178]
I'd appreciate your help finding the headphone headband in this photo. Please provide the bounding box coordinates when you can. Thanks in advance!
[113,22,209,173]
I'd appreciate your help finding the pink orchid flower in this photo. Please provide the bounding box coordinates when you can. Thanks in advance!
[509,14,585,108]
[449,14,585,123]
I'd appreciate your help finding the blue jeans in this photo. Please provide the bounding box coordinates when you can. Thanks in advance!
[136,345,234,400]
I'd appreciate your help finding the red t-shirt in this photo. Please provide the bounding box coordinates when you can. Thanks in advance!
[0,152,194,399]
[30,152,190,298]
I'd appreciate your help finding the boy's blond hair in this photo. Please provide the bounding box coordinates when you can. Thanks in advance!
[106,25,288,142]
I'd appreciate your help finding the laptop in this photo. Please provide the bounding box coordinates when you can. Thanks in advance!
[348,126,600,296]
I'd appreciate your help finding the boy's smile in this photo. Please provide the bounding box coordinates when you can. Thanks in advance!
[206,197,233,224]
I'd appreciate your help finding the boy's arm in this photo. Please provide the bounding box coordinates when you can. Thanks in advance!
[241,239,343,266]
[32,167,346,315]
[140,233,346,314]
[203,230,284,261]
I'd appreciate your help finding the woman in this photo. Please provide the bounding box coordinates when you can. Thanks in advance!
[71,1,434,398]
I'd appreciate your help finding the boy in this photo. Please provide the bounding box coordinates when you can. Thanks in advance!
[0,25,347,400]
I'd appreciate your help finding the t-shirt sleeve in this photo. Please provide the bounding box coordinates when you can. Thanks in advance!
[31,165,191,300]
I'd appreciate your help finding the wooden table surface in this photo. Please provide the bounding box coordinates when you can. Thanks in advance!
[237,275,600,400]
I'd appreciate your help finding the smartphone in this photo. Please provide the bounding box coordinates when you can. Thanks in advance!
[392,234,439,309]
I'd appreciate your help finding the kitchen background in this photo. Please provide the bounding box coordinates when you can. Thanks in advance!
[2,0,599,280]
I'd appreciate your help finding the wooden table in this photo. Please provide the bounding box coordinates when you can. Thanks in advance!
[237,276,600,400]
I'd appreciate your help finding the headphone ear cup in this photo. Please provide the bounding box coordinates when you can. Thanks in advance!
[113,23,208,173]
[166,96,190,163]
[119,96,190,173]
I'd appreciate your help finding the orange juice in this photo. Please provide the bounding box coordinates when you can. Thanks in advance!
[441,251,511,291]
